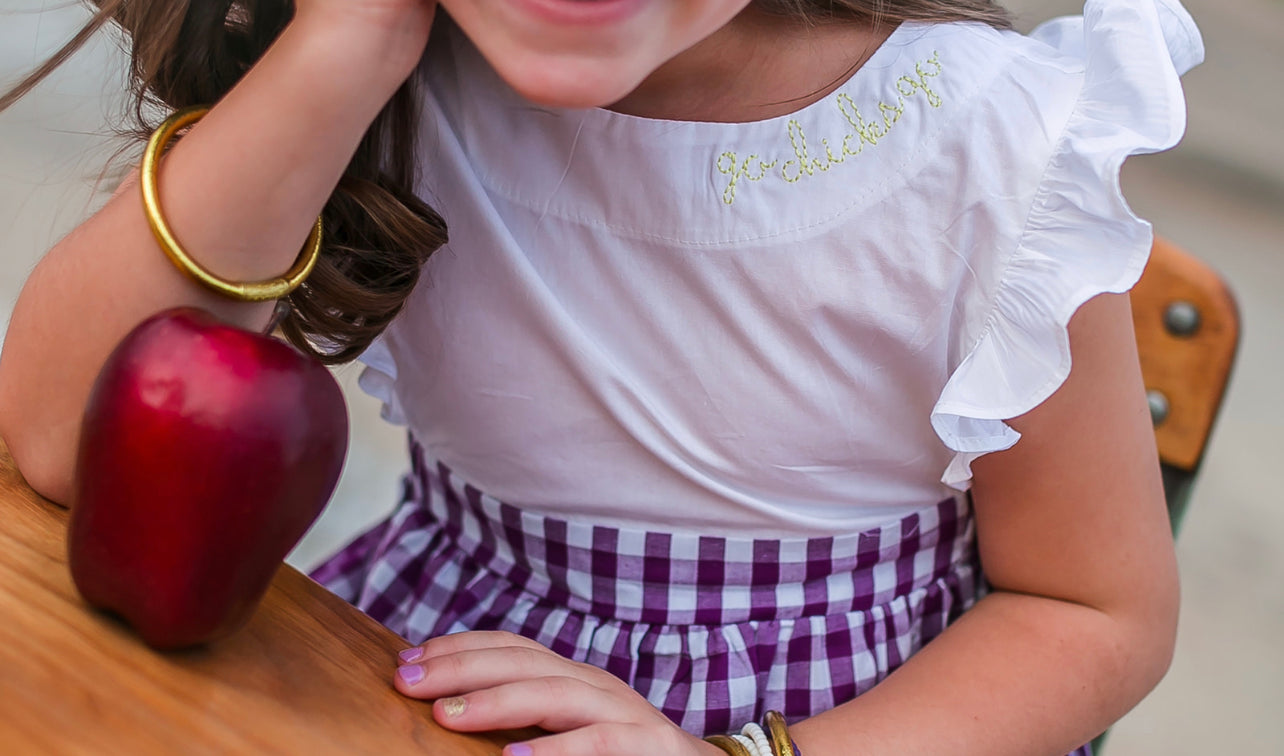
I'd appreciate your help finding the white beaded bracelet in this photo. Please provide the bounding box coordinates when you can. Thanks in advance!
[705,712,800,756]
[731,734,767,756]
[741,723,774,756]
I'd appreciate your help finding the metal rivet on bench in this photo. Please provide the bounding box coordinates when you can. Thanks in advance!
[1147,390,1171,426]
[1164,301,1201,337]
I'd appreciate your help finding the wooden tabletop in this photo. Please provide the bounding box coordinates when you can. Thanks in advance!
[0,441,522,755]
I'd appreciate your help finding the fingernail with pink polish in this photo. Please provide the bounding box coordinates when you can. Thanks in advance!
[506,745,533,756]
[397,665,425,685]
[398,647,424,664]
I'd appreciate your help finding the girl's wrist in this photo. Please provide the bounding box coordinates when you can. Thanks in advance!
[287,5,434,85]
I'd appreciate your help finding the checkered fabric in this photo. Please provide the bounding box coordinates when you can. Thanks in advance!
[312,438,1090,755]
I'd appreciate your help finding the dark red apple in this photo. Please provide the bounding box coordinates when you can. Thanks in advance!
[68,307,348,649]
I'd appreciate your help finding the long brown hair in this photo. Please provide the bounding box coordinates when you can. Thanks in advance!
[758,0,1009,25]
[2,0,1009,363]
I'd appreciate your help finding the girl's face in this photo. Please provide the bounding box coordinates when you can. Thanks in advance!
[437,0,758,110]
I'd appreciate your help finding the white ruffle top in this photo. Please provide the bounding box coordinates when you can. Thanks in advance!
[358,0,1204,536]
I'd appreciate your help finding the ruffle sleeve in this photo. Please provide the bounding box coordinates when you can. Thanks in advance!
[931,0,1204,489]
[357,335,408,426]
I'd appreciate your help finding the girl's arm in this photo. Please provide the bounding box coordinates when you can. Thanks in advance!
[789,290,1179,754]
[0,3,434,505]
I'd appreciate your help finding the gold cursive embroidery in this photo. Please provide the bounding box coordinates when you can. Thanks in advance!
[716,52,944,205]
[716,152,780,206]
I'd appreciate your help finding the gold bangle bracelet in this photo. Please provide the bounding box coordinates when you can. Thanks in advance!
[705,734,756,756]
[763,711,797,756]
[141,105,323,302]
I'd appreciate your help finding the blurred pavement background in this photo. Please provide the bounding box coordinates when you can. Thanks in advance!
[2,1,1280,753]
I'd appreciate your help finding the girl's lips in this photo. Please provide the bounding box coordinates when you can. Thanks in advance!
[508,0,646,26]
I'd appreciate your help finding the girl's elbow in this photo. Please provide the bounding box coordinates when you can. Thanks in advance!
[1145,569,1181,691]
[1122,555,1182,700]
[0,390,75,508]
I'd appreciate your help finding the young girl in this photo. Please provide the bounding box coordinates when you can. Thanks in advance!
[0,0,1203,753]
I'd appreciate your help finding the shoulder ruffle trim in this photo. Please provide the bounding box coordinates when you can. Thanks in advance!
[357,336,408,427]
[931,0,1204,489]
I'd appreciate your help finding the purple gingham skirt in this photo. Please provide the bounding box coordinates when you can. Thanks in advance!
[311,439,1090,754]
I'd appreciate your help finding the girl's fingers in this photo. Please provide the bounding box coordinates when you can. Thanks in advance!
[399,630,558,664]
[430,676,640,733]
[501,723,674,756]
[392,632,702,756]
[395,644,613,699]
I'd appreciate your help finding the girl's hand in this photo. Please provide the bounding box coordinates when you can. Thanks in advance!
[393,631,724,756]
[293,0,438,69]
[296,0,437,28]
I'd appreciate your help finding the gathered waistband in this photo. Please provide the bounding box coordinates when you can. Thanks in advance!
[407,440,975,627]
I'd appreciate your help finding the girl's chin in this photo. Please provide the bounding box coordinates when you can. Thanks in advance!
[490,59,649,110]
